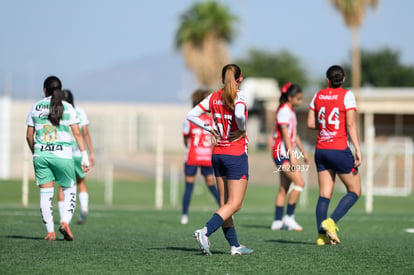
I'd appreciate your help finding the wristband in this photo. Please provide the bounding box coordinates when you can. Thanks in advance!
[81,151,90,167]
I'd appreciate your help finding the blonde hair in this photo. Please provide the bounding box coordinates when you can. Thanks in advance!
[221,64,241,111]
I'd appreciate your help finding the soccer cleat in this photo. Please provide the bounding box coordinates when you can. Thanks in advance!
[271,220,283,230]
[44,232,56,241]
[59,222,74,241]
[77,211,88,225]
[193,229,212,256]
[180,214,188,225]
[316,234,330,245]
[316,233,337,245]
[231,245,254,255]
[321,218,340,243]
[283,215,303,231]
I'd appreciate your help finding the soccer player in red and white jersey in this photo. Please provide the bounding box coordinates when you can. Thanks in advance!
[271,83,309,231]
[181,89,220,225]
[307,65,362,245]
[186,64,253,256]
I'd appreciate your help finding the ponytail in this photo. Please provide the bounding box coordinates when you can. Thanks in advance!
[49,89,64,126]
[43,76,64,126]
[221,64,242,111]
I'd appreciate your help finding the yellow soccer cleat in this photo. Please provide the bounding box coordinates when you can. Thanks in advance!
[316,234,329,245]
[316,233,338,245]
[321,218,340,244]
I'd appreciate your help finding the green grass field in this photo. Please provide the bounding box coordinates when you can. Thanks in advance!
[1,179,413,274]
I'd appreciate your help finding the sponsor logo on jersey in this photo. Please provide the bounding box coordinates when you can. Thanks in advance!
[319,129,337,142]
[38,111,49,118]
[213,99,224,105]
[318,94,339,100]
[40,144,63,151]
[35,103,50,111]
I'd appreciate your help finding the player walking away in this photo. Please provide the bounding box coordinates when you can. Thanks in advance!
[25,76,90,241]
[271,83,309,231]
[57,89,95,225]
[307,65,362,245]
[186,64,253,256]
[181,89,220,225]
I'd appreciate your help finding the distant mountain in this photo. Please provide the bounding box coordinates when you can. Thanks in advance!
[2,53,197,103]
[71,53,197,103]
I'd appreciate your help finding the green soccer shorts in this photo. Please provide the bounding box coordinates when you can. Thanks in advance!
[33,155,76,187]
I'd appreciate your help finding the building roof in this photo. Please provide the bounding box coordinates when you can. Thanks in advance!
[359,87,414,114]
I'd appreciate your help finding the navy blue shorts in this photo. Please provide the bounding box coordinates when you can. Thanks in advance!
[212,153,249,180]
[314,147,355,174]
[184,163,214,176]
[273,156,290,166]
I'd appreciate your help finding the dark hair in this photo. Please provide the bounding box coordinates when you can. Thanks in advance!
[278,83,302,108]
[326,65,345,88]
[191,88,210,107]
[43,76,63,126]
[62,89,75,107]
[221,64,242,111]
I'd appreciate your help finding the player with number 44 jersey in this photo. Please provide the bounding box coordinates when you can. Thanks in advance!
[309,83,356,150]
[308,65,362,246]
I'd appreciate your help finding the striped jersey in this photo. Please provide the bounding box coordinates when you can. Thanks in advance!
[198,89,248,156]
[272,103,297,159]
[309,87,356,150]
[26,96,80,159]
[183,114,213,166]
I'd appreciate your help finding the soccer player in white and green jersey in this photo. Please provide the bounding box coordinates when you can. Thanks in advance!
[26,76,90,241]
[58,89,95,225]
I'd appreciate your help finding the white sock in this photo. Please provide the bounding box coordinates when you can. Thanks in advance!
[58,201,64,223]
[62,185,77,224]
[40,188,54,233]
[78,192,89,213]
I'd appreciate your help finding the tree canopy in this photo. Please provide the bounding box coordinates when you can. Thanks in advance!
[235,49,310,90]
[175,1,237,88]
[342,48,414,87]
[175,1,236,48]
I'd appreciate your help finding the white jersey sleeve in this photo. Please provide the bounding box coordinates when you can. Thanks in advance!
[309,93,317,111]
[25,104,36,127]
[198,94,212,112]
[277,105,291,125]
[186,94,212,132]
[183,118,190,135]
[344,91,357,110]
[76,107,90,127]
[66,103,80,125]
[235,91,247,131]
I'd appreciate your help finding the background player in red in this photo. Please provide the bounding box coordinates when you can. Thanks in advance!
[271,83,309,231]
[186,64,253,256]
[307,65,362,245]
[181,89,220,225]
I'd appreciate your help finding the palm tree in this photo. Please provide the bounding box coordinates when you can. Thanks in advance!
[330,0,379,98]
[175,1,237,89]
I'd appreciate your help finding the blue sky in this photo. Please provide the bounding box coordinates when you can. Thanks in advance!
[0,0,413,101]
